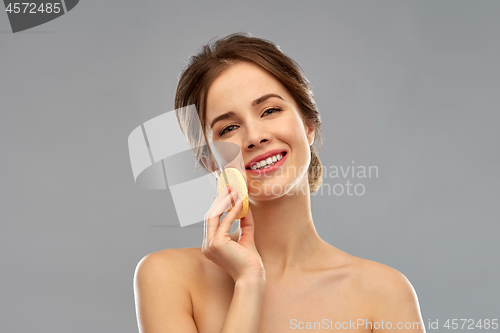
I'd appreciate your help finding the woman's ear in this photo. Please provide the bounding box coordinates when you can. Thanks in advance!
[201,156,212,172]
[305,122,315,147]
[201,155,220,174]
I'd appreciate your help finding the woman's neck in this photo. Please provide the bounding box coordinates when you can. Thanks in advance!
[249,177,330,280]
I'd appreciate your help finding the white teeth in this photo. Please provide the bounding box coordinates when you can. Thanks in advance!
[256,162,275,170]
[249,153,285,170]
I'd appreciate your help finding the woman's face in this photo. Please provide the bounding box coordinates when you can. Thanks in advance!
[205,61,315,200]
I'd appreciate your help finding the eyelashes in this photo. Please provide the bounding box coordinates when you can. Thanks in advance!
[219,124,238,137]
[218,107,283,137]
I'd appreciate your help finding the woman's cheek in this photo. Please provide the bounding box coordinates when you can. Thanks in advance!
[247,179,262,196]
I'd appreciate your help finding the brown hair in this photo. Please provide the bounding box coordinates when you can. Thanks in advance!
[175,32,324,193]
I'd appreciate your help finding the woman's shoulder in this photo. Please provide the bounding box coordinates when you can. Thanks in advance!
[135,247,204,283]
[346,254,420,307]
[340,254,424,327]
[133,248,205,332]
[154,246,203,262]
[323,245,415,295]
[141,246,203,267]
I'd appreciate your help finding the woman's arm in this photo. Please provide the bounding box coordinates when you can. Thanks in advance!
[220,276,266,333]
[134,251,198,333]
[134,186,266,333]
[201,186,267,332]
[134,250,266,333]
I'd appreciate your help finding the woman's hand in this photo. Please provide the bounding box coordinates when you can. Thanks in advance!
[202,185,265,283]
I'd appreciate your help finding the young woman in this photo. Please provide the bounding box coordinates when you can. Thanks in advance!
[134,32,425,333]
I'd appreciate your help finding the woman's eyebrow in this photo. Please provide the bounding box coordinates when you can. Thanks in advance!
[210,111,237,129]
[251,93,284,106]
[209,94,284,129]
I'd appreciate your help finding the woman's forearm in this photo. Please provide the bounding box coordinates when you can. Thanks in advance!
[220,276,266,333]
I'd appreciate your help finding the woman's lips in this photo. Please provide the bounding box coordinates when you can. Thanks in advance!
[246,152,287,175]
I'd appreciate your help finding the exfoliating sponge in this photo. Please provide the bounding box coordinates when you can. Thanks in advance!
[217,168,249,219]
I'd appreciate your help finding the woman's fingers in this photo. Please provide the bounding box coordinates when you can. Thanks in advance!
[203,186,238,247]
[216,199,243,237]
[201,187,264,283]
[238,205,255,246]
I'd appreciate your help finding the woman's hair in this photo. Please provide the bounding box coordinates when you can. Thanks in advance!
[175,32,324,193]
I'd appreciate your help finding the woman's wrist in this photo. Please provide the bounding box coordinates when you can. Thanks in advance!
[235,274,266,292]
[220,272,266,333]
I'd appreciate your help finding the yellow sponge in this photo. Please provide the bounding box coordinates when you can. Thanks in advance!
[217,168,248,219]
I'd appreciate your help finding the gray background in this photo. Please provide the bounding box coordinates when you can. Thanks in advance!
[1,0,499,332]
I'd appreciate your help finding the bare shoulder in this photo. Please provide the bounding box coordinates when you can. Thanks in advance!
[135,247,202,282]
[154,246,203,265]
[347,256,424,329]
[353,257,419,303]
[304,244,417,301]
[133,247,202,333]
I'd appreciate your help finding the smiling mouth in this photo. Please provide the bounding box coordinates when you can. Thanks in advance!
[246,152,287,170]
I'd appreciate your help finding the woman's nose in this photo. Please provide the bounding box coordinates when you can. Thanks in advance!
[244,122,270,149]
[247,138,268,149]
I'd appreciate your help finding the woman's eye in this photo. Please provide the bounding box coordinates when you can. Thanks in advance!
[263,107,282,116]
[219,124,239,136]
[218,108,281,136]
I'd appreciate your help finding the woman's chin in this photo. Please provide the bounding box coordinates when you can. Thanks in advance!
[249,193,284,203]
